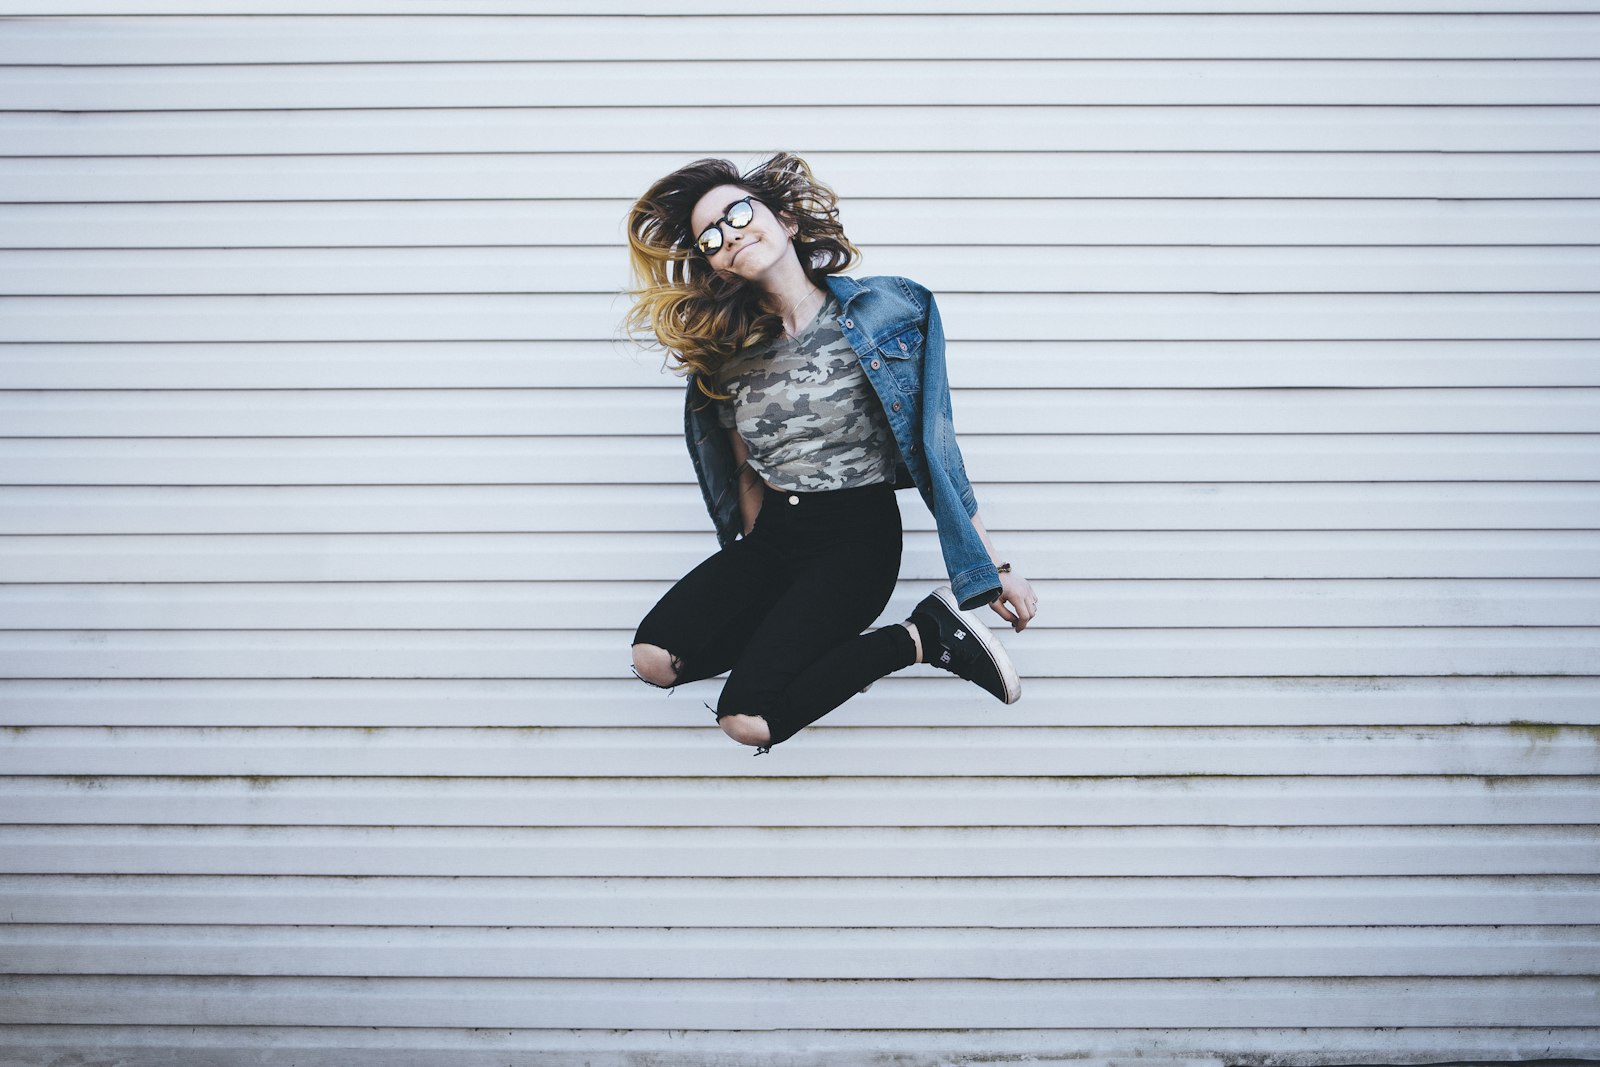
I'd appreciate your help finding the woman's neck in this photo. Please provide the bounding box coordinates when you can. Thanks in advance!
[777,287,824,337]
[762,276,825,337]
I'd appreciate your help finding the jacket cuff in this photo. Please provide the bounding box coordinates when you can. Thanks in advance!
[952,564,1001,611]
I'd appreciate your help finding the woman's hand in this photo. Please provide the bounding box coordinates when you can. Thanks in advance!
[990,570,1038,632]
[965,512,1037,632]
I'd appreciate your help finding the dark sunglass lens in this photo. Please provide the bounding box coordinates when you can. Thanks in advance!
[727,199,754,228]
[696,227,723,255]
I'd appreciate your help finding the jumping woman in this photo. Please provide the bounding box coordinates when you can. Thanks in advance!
[625,152,1038,754]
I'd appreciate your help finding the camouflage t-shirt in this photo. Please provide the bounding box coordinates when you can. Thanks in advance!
[715,295,896,492]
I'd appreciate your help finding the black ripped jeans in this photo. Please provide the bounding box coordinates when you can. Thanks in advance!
[633,481,916,750]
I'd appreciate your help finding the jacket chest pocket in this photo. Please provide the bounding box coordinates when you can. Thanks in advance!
[877,327,923,394]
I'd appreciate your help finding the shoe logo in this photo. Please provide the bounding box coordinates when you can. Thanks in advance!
[953,628,966,641]
[939,651,952,665]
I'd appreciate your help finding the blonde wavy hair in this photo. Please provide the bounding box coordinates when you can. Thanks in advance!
[623,153,860,397]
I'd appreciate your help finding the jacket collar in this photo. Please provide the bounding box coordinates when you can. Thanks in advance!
[823,273,871,313]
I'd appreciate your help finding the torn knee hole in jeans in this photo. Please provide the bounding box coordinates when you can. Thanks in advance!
[630,651,684,692]
[710,704,773,756]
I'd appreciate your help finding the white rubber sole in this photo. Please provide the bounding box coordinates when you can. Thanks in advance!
[930,585,1022,705]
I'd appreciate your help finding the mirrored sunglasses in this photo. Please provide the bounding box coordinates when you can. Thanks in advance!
[695,197,756,256]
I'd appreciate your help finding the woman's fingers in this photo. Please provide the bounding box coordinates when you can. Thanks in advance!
[989,573,1039,632]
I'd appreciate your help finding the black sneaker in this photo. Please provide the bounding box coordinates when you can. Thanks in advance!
[910,585,1021,704]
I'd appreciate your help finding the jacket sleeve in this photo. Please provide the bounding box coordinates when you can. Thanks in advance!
[684,376,742,547]
[912,281,1000,609]
[919,285,980,519]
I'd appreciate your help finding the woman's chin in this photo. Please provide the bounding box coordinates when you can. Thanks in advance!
[731,245,791,284]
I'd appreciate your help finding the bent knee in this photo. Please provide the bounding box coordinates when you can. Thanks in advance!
[719,714,771,747]
[631,643,679,688]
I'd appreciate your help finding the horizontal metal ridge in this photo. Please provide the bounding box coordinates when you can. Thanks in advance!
[3,922,1596,979]
[0,973,1594,1029]
[0,726,1596,777]
[2,872,1595,928]
[2,774,1593,827]
[4,152,1597,203]
[1,824,1596,879]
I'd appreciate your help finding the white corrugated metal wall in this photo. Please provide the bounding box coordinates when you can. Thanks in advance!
[0,4,1597,1065]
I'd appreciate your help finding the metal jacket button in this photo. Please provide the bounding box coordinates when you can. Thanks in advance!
[891,401,902,412]
[843,318,853,329]
[788,494,799,505]
[870,359,881,369]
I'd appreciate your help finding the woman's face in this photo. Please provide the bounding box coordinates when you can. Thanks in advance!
[688,183,797,284]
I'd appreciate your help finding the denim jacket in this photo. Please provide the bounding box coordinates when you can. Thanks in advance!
[684,274,1002,610]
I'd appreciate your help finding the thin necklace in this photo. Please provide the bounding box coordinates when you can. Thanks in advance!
[777,287,822,337]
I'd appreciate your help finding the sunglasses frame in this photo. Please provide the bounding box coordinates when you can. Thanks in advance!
[694,196,756,256]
